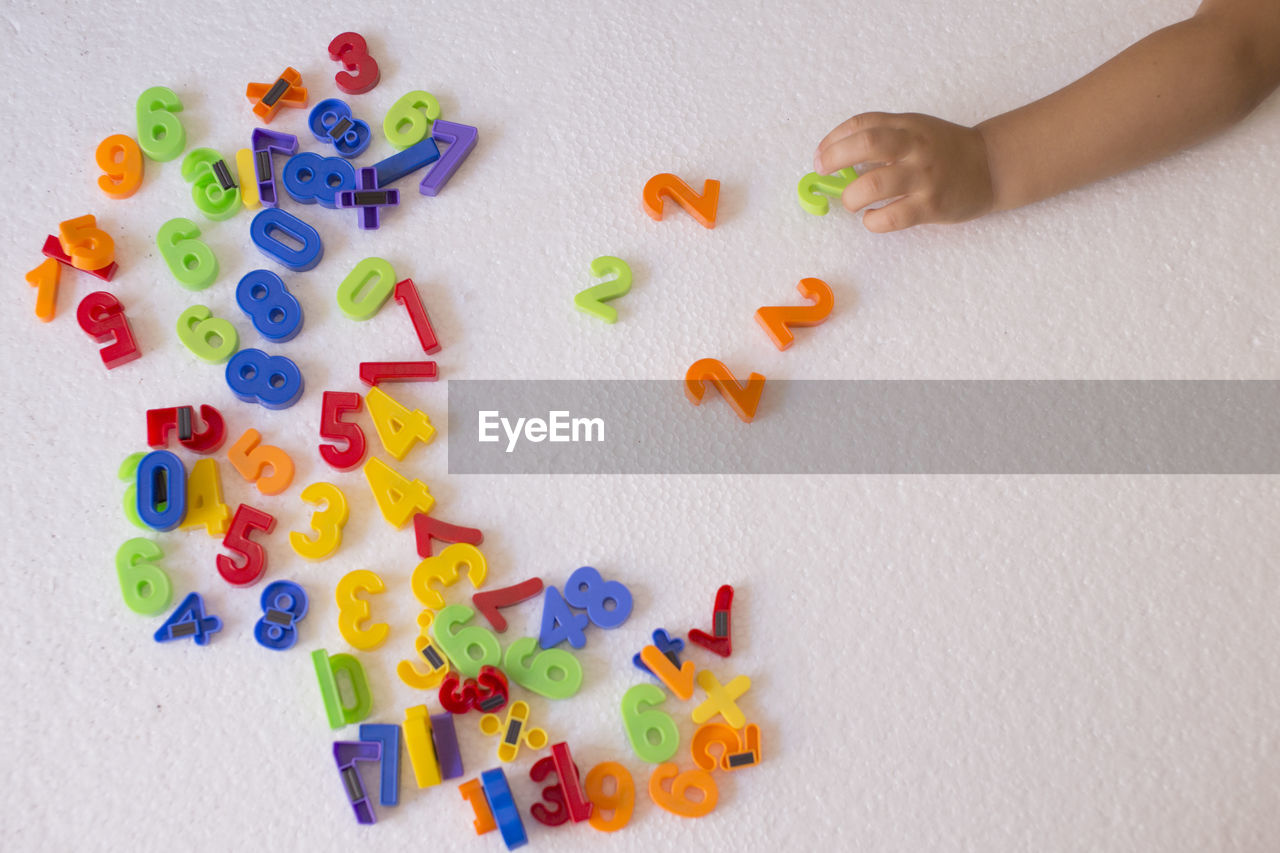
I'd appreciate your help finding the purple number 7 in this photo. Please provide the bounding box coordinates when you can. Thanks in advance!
[251,128,300,208]
[419,120,478,197]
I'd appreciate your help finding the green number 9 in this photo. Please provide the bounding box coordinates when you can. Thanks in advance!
[382,90,441,149]
[136,86,186,162]
[503,636,584,699]
[181,148,241,221]
[176,305,239,364]
[157,218,218,290]
[431,604,501,678]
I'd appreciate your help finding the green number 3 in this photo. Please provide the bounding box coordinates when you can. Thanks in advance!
[182,148,240,221]
[136,86,186,162]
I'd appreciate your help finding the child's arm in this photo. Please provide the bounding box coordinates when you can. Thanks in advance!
[813,0,1280,232]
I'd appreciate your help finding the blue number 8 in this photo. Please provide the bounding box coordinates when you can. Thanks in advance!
[282,151,357,208]
[562,566,633,629]
[308,98,371,158]
[225,348,304,410]
[255,580,309,650]
[236,269,303,342]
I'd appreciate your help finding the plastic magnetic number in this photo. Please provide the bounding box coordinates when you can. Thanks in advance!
[691,722,761,771]
[529,755,570,827]
[309,98,371,158]
[136,86,186,162]
[251,128,299,208]
[420,120,477,196]
[146,405,226,454]
[503,637,584,699]
[319,391,366,471]
[96,134,144,198]
[797,167,858,215]
[359,361,438,385]
[250,208,324,272]
[620,683,679,763]
[411,543,487,611]
[119,453,147,530]
[282,151,357,207]
[59,214,115,271]
[366,386,435,459]
[438,665,509,714]
[182,148,241,220]
[157,218,218,290]
[363,457,433,528]
[688,583,734,657]
[538,586,590,649]
[648,764,718,817]
[228,428,295,495]
[336,257,396,320]
[77,291,140,369]
[383,90,440,149]
[225,348,304,410]
[584,762,635,832]
[397,610,450,688]
[472,577,541,631]
[43,233,116,280]
[180,457,232,536]
[755,277,834,350]
[563,566,633,629]
[431,604,501,679]
[25,258,59,322]
[639,644,696,701]
[336,569,390,651]
[574,256,632,324]
[254,580,308,650]
[643,173,720,228]
[136,450,186,532]
[236,148,260,209]
[236,269,303,342]
[393,278,441,353]
[154,592,221,645]
[289,482,349,560]
[115,537,172,615]
[459,779,497,835]
[216,504,276,586]
[684,358,765,423]
[176,306,239,364]
[329,32,380,95]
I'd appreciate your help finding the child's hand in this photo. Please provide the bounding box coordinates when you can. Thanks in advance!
[813,113,995,232]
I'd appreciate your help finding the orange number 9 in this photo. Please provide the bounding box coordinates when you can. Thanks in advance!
[95,134,144,199]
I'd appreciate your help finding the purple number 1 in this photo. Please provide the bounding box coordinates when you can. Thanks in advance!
[251,128,300,208]
[419,120,477,197]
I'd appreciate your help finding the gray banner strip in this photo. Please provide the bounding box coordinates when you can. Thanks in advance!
[446,380,1280,474]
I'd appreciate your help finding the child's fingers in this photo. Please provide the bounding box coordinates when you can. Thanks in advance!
[862,198,925,233]
[816,127,912,174]
[814,112,901,161]
[840,165,916,213]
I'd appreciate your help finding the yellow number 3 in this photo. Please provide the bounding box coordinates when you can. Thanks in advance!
[411,543,488,610]
[336,569,389,651]
[289,482,349,560]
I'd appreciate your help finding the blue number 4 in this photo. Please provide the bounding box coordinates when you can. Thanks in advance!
[538,586,590,650]
[155,592,222,645]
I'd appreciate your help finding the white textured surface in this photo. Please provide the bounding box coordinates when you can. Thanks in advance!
[3,1,1280,850]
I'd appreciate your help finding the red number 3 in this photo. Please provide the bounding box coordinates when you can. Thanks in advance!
[328,32,380,95]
